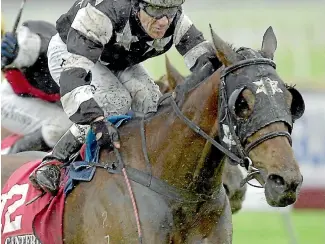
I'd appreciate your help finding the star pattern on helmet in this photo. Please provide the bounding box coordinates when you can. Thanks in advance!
[144,36,172,55]
[222,124,236,149]
[115,20,139,51]
[253,78,283,95]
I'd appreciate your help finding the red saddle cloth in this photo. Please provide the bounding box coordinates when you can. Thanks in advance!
[1,134,22,154]
[1,159,65,244]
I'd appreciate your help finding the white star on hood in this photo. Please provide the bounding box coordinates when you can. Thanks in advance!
[253,78,283,95]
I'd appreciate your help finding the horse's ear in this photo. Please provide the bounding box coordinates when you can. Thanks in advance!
[209,24,239,66]
[261,26,277,60]
[156,75,169,93]
[165,55,184,90]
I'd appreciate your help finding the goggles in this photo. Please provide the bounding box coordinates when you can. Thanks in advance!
[139,2,178,19]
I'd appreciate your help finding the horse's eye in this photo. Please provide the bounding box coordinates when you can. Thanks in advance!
[228,88,255,120]
[236,96,247,109]
[235,90,255,119]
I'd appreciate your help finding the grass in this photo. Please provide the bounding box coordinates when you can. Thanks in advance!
[232,210,325,244]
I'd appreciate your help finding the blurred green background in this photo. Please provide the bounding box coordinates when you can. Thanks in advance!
[233,210,325,244]
[1,1,324,243]
[142,4,325,90]
[2,1,325,89]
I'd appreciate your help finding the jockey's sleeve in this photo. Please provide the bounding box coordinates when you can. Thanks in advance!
[174,12,222,72]
[59,3,113,124]
[9,25,42,69]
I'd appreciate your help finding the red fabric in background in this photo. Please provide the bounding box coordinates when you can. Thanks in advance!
[1,134,22,150]
[5,69,60,102]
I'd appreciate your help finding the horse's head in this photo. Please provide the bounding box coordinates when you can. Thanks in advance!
[210,26,305,207]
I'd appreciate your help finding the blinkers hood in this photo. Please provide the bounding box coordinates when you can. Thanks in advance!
[218,58,305,161]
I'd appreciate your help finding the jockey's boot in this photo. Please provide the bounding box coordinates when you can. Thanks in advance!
[29,130,82,195]
[8,128,51,154]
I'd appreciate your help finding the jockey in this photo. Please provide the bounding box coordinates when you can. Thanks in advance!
[1,20,73,153]
[29,0,222,195]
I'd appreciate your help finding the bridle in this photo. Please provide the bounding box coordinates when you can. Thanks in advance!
[170,58,293,188]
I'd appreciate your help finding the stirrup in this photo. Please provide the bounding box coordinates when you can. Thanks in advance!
[29,160,62,195]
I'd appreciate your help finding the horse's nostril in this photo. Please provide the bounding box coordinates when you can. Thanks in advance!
[289,180,301,191]
[268,174,285,186]
[223,184,230,196]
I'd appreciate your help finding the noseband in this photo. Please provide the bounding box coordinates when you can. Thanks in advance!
[170,58,293,188]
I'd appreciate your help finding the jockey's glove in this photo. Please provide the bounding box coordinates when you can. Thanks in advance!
[91,119,120,149]
[1,32,19,66]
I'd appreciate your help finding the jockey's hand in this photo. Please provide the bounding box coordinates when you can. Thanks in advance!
[1,32,19,66]
[91,118,120,149]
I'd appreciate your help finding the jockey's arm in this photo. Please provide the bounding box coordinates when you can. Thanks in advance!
[59,3,113,125]
[174,12,222,73]
[2,23,42,69]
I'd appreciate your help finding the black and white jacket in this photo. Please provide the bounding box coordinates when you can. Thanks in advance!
[56,0,220,124]
[6,20,60,98]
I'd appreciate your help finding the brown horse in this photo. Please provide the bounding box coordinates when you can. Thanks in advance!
[156,56,247,214]
[1,26,303,243]
[0,64,245,215]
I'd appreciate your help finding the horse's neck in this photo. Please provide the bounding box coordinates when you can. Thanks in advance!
[146,71,223,192]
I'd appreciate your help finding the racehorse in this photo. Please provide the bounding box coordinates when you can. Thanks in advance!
[0,63,245,216]
[0,63,246,218]
[157,56,247,214]
[1,26,304,243]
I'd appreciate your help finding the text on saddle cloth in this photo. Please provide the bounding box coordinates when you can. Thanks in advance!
[1,159,65,244]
